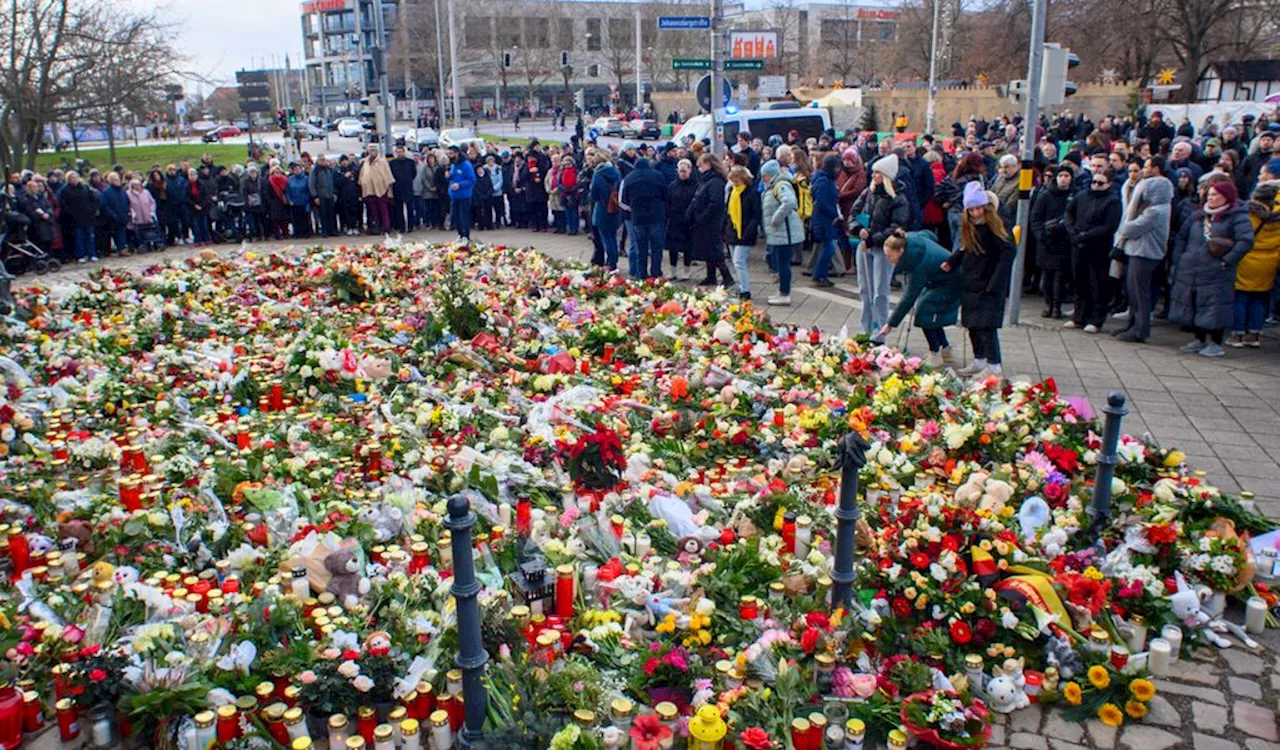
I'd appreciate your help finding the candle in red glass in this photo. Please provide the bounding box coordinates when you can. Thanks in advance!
[366,444,382,480]
[515,498,531,535]
[739,596,759,620]
[118,478,142,512]
[22,691,43,732]
[216,705,240,743]
[51,441,68,461]
[131,448,148,474]
[789,718,811,750]
[610,514,623,538]
[357,707,377,744]
[258,396,271,414]
[119,447,136,472]
[449,696,464,732]
[602,344,615,364]
[8,527,29,577]
[414,683,435,721]
[554,564,575,619]
[436,696,455,730]
[221,577,241,595]
[409,543,430,574]
[56,699,80,742]
[781,513,797,556]
[270,383,285,411]
[236,429,251,451]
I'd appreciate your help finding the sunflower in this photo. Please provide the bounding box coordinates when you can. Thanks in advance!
[1063,681,1083,706]
[1129,678,1156,702]
[1098,703,1125,728]
[1126,700,1148,719]
[1088,665,1112,689]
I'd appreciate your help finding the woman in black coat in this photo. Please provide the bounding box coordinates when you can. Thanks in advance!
[666,158,699,280]
[943,182,1015,378]
[722,164,762,300]
[1030,166,1074,318]
[1065,167,1123,331]
[18,180,55,253]
[688,154,732,288]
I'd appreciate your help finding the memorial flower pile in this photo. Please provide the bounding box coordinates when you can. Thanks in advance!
[0,240,1275,749]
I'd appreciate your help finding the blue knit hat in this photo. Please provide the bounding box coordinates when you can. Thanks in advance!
[963,180,990,209]
[1266,157,1280,179]
[760,160,782,181]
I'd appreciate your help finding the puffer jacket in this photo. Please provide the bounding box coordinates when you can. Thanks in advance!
[1171,201,1255,330]
[761,174,804,247]
[1115,176,1174,260]
[1241,180,1280,292]
[852,181,910,250]
[888,229,963,329]
[1030,184,1072,271]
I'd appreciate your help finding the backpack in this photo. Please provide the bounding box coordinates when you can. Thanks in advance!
[793,175,813,221]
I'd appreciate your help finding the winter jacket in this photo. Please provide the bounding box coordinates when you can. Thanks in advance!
[126,188,156,229]
[944,223,1015,329]
[1241,181,1280,292]
[1065,188,1122,261]
[100,184,129,224]
[1115,176,1174,261]
[620,158,669,225]
[1030,184,1072,271]
[60,183,98,226]
[309,164,337,201]
[935,172,985,220]
[448,160,476,200]
[195,176,219,212]
[687,168,727,261]
[241,174,263,212]
[887,229,963,329]
[761,175,805,247]
[655,154,679,185]
[852,182,910,250]
[922,161,948,226]
[17,192,53,244]
[665,176,698,254]
[991,173,1019,226]
[389,156,418,200]
[809,169,842,243]
[165,173,191,207]
[721,182,762,246]
[1237,148,1273,198]
[335,171,360,207]
[286,174,311,209]
[1171,201,1254,330]
[414,162,438,199]
[589,163,622,234]
[836,157,867,218]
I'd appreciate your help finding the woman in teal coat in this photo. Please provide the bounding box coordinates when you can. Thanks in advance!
[875,228,964,367]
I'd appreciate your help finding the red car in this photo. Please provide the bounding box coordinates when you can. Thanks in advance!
[201,125,242,142]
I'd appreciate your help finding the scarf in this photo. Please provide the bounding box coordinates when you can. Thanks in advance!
[728,183,746,238]
[269,173,288,202]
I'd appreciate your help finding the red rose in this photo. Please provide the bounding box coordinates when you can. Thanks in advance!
[739,727,775,750]
[891,597,912,618]
[974,619,998,640]
[910,552,930,569]
[800,626,820,654]
[805,612,831,630]
[342,649,360,661]
[948,620,972,645]
[89,669,107,682]
[941,534,961,552]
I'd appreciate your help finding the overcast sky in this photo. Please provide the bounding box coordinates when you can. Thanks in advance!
[168,0,306,87]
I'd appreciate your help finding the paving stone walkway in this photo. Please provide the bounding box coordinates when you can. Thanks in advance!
[13,228,1280,748]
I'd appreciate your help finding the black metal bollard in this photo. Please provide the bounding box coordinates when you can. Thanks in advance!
[1088,392,1128,533]
[447,493,490,747]
[831,431,870,610]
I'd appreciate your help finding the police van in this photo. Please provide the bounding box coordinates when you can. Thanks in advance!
[669,105,832,148]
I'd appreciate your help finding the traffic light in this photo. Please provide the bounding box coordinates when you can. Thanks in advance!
[288,108,297,124]
[574,89,585,112]
[1003,80,1028,105]
[1040,43,1079,107]
[587,64,599,78]
[277,109,287,129]
[560,50,569,68]
[503,51,512,68]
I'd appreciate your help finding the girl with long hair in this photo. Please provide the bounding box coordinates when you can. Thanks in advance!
[942,182,1015,377]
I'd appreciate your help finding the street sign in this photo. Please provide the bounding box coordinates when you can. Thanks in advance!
[725,59,764,71]
[658,16,711,29]
[237,84,270,99]
[758,75,787,98]
[673,59,712,70]
[235,70,269,84]
[696,74,733,112]
[240,100,273,113]
[721,2,745,18]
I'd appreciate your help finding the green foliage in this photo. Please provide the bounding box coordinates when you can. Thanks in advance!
[434,263,485,339]
[701,538,783,640]
[860,103,879,132]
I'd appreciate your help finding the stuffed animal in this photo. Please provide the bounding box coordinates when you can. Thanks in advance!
[324,549,370,609]
[1170,570,1258,649]
[1044,635,1084,680]
[985,657,1030,713]
[954,472,1015,514]
[356,503,405,544]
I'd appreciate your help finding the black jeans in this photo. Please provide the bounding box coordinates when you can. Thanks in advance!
[1124,256,1160,339]
[923,327,949,352]
[317,197,337,236]
[1041,268,1067,309]
[969,327,1002,364]
[1072,250,1110,326]
[1194,327,1224,345]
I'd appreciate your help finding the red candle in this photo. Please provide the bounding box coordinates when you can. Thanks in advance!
[790,718,811,750]
[414,683,435,720]
[118,479,142,512]
[215,706,240,743]
[270,383,285,411]
[55,699,79,742]
[739,596,759,620]
[8,527,29,577]
[22,691,43,733]
[236,429,251,451]
[410,543,430,574]
[449,695,464,732]
[515,498,531,535]
[555,565,575,619]
[357,707,377,744]
[781,514,797,556]
[602,345,615,364]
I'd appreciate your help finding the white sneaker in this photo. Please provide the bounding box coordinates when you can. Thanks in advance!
[89,256,99,262]
[76,258,86,264]
[1083,324,1099,334]
[767,295,791,306]
[956,359,987,376]
[1179,340,1207,353]
[1062,320,1077,329]
[1112,309,1130,320]
[925,351,943,368]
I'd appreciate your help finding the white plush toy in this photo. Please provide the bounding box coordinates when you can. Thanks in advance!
[1170,571,1259,649]
[953,472,1015,514]
[984,657,1030,714]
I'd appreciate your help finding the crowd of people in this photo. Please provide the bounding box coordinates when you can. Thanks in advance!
[4,105,1278,374]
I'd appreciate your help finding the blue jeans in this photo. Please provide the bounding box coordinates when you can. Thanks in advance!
[451,197,472,238]
[856,246,892,334]
[923,327,949,352]
[1234,290,1269,333]
[564,197,579,235]
[768,243,798,294]
[814,238,838,281]
[597,223,619,269]
[192,212,211,243]
[73,225,95,260]
[628,220,666,278]
[110,222,127,254]
[731,244,751,293]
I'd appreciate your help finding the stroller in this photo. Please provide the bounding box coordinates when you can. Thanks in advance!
[217,190,247,243]
[1,204,58,275]
[134,221,166,252]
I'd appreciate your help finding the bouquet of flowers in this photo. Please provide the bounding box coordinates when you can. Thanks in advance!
[900,689,992,749]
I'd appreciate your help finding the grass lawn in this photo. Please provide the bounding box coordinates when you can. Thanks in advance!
[478,132,535,147]
[32,143,252,175]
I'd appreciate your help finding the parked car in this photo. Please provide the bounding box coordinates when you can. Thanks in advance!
[592,116,625,136]
[290,123,326,141]
[200,125,242,143]
[407,127,439,150]
[439,128,484,152]
[623,119,660,140]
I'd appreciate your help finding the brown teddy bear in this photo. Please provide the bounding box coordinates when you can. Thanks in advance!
[324,548,369,609]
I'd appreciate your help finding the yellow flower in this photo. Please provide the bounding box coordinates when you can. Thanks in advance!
[1088,665,1111,689]
[1063,682,1082,706]
[1097,703,1124,728]
[1129,678,1156,702]
[1163,450,1185,467]
[1083,566,1104,581]
[1125,700,1148,719]
[655,614,677,635]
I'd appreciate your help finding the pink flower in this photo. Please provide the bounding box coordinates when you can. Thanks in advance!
[339,348,359,374]
[666,651,688,671]
[849,673,878,698]
[298,670,317,685]
[351,675,374,693]
[559,507,581,528]
[62,625,85,644]
[337,660,360,678]
[321,648,341,660]
[919,421,940,441]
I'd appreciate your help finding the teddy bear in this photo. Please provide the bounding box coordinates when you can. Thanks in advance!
[324,549,370,610]
[985,657,1030,713]
[954,472,1015,514]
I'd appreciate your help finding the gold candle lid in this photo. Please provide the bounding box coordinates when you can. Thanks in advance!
[216,704,238,719]
[430,709,450,727]
[400,718,420,737]
[655,701,677,720]
[329,713,349,729]
[291,739,313,750]
[374,724,394,740]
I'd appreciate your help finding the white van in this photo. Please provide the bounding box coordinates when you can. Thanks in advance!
[670,107,832,148]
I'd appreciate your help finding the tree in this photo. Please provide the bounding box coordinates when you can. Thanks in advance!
[389,0,447,106]
[0,0,81,170]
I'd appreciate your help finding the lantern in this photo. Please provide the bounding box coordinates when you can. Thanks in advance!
[687,705,726,750]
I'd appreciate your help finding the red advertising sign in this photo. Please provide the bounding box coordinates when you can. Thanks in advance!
[856,8,901,20]
[302,0,346,14]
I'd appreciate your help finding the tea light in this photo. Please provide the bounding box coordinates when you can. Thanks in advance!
[1161,624,1182,661]
[1148,638,1171,675]
[1246,596,1269,634]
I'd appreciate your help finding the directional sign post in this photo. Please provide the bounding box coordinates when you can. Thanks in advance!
[658,16,711,29]
[673,59,712,71]
[725,59,764,71]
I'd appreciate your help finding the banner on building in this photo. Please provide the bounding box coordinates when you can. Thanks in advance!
[728,30,778,59]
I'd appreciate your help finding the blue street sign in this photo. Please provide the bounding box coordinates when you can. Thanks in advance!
[658,16,711,29]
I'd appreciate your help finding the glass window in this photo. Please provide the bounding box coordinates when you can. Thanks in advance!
[744,114,825,143]
[877,21,895,40]
[609,18,632,50]
[586,18,602,50]
[465,17,492,49]
[722,121,740,144]
[526,17,550,49]
[559,19,574,50]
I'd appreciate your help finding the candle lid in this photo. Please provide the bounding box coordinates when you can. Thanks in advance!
[573,709,596,726]
[195,711,216,728]
[216,704,238,719]
[655,701,677,720]
[815,653,835,666]
[345,738,366,750]
[446,669,463,681]
[284,707,303,722]
[329,714,349,729]
[610,697,634,716]
[846,718,866,734]
[374,724,394,740]
[400,718,420,736]
[291,739,313,750]
[430,709,450,727]
[357,706,376,718]
[791,717,811,732]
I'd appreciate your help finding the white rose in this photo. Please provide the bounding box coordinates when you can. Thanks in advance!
[1110,478,1127,496]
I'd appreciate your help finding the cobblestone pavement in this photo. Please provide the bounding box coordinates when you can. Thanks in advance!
[15,228,1280,747]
